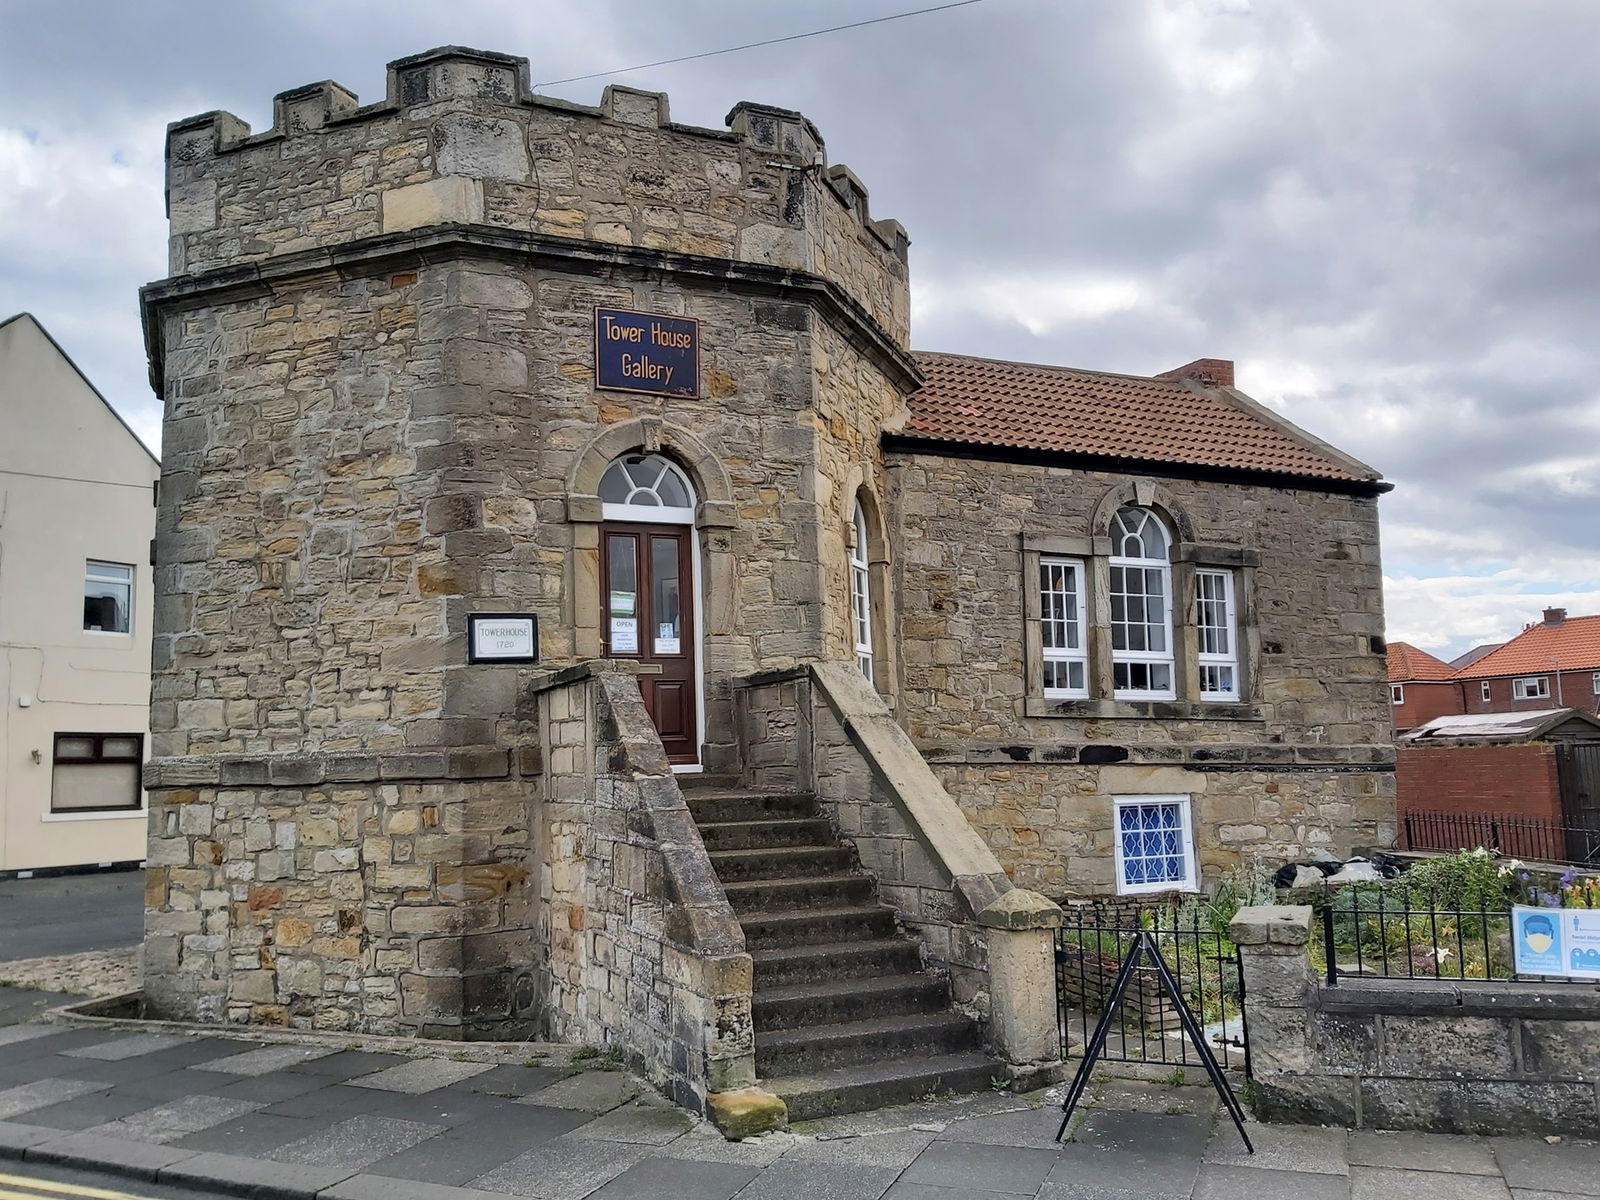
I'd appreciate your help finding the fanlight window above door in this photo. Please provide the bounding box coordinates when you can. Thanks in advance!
[598,454,695,511]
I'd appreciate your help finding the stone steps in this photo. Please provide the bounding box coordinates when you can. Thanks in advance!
[687,786,1004,1120]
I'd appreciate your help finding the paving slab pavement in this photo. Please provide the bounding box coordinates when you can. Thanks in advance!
[0,1019,1598,1199]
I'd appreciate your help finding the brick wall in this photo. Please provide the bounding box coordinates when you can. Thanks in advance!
[1459,676,1600,717]
[1390,681,1463,731]
[1395,743,1562,824]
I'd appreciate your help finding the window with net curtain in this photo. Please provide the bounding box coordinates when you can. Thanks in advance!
[1109,507,1174,699]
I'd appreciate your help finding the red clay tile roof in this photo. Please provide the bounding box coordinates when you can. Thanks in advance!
[1453,615,1600,679]
[903,351,1374,483]
[1387,642,1457,683]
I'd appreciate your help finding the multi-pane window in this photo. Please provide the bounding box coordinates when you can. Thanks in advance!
[1513,676,1550,700]
[1481,681,1492,702]
[1113,796,1197,894]
[51,733,144,813]
[84,561,133,634]
[1039,557,1088,697]
[1109,507,1174,699]
[1196,569,1238,701]
[850,503,873,680]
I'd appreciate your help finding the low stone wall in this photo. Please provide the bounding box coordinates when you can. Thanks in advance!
[536,665,754,1112]
[734,662,1063,1079]
[1233,905,1600,1137]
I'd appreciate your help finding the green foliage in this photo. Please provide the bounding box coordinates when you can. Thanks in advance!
[1403,847,1509,912]
[1164,1067,1187,1087]
[570,1044,601,1061]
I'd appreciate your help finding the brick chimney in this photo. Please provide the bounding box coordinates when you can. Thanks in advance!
[1158,357,1234,388]
[1544,607,1567,626]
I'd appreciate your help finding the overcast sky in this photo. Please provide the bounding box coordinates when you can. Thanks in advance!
[3,0,1597,659]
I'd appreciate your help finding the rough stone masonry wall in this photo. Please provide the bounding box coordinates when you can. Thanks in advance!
[887,452,1394,895]
[538,668,753,1111]
[1234,905,1600,1137]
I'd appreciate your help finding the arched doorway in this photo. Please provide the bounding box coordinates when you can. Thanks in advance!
[598,453,701,766]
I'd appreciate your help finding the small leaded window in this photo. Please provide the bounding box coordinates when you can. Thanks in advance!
[1114,795,1197,894]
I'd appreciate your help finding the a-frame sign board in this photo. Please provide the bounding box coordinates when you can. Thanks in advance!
[1055,929,1254,1152]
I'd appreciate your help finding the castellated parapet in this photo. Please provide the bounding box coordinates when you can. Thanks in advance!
[164,45,910,344]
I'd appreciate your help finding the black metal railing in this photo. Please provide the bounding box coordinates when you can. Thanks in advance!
[1316,889,1594,985]
[1054,902,1247,1072]
[1403,809,1600,867]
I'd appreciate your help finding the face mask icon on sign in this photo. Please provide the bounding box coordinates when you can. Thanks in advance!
[1523,914,1554,955]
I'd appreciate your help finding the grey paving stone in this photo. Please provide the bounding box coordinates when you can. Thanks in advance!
[23,1129,200,1180]
[517,1070,638,1114]
[344,1059,494,1094]
[362,1130,533,1186]
[172,1111,320,1155]
[0,1079,108,1120]
[0,1119,58,1153]
[731,1159,901,1200]
[324,1173,513,1200]
[160,1149,358,1200]
[56,1055,218,1085]
[1493,1138,1600,1196]
[206,1072,334,1103]
[881,1184,1015,1200]
[284,1050,410,1080]
[200,1044,338,1076]
[60,1033,195,1061]
[1037,1183,1186,1200]
[266,1113,443,1170]
[651,1127,799,1166]
[900,1140,1060,1195]
[1,1029,121,1061]
[19,1087,173,1131]
[259,1084,409,1121]
[1087,1081,1223,1120]
[1050,1108,1209,1196]
[115,1068,240,1102]
[939,1104,1068,1149]
[786,1130,939,1168]
[132,1038,254,1070]
[586,1155,757,1199]
[566,1103,694,1145]
[0,1026,59,1048]
[1348,1130,1500,1175]
[1193,1163,1351,1199]
[1351,1165,1512,1200]
[470,1136,649,1199]
[446,1063,565,1099]
[91,1094,265,1144]
[1203,1121,1348,1175]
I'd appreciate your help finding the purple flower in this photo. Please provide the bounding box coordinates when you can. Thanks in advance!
[1560,871,1576,887]
[1538,890,1562,908]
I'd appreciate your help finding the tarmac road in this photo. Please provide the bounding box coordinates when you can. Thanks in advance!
[0,870,143,962]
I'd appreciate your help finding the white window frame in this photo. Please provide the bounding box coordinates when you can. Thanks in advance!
[1481,681,1492,702]
[1109,508,1175,700]
[83,560,134,636]
[1195,568,1239,701]
[1112,794,1198,895]
[1039,556,1089,699]
[1513,676,1550,700]
[1390,684,1404,705]
[849,503,873,681]
[1592,672,1600,696]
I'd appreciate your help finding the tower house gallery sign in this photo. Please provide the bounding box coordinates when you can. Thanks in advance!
[595,307,700,398]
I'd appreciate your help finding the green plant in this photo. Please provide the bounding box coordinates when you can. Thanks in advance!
[1164,1067,1187,1087]
[570,1044,601,1061]
[522,1054,547,1068]
[989,1075,1010,1092]
[1404,847,1508,913]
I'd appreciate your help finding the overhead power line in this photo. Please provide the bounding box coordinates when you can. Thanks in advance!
[532,0,989,89]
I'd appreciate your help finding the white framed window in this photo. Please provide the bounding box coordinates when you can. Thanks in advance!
[598,453,696,524]
[1196,569,1239,701]
[1481,681,1492,702]
[849,502,873,680]
[84,561,133,634]
[1109,507,1174,699]
[1039,556,1088,698]
[1113,795,1197,894]
[1513,676,1550,700]
[1390,684,1404,705]
[1593,673,1600,696]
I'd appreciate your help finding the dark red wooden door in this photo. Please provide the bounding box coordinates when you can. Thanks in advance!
[601,524,698,764]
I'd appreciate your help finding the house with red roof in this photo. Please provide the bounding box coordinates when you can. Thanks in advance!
[1387,641,1461,732]
[1455,609,1600,717]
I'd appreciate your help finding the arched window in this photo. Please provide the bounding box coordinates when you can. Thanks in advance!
[598,453,696,522]
[850,502,873,680]
[1109,506,1174,699]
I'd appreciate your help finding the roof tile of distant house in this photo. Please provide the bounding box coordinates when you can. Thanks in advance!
[903,351,1378,484]
[1454,615,1600,679]
[1387,642,1457,683]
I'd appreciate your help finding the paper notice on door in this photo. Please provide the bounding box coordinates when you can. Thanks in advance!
[654,636,681,655]
[610,616,639,653]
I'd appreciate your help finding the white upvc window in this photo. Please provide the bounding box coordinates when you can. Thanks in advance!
[1039,556,1089,698]
[1113,795,1198,895]
[1593,672,1600,696]
[1390,684,1404,705]
[1513,676,1550,700]
[84,560,133,634]
[1109,507,1174,699]
[1195,569,1239,701]
[1481,681,1492,702]
[849,503,873,680]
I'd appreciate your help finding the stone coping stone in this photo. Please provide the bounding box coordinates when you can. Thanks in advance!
[1317,977,1600,1020]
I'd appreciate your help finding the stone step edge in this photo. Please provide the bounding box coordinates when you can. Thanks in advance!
[756,1009,978,1052]
[753,972,947,1007]
[749,936,919,965]
[765,1051,1003,1119]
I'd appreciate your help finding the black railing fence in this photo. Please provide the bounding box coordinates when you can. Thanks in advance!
[1403,809,1600,867]
[1317,887,1597,986]
[1054,902,1247,1072]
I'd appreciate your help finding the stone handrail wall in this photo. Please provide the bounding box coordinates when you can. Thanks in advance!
[1232,904,1600,1137]
[537,665,753,1111]
[734,662,1062,1075]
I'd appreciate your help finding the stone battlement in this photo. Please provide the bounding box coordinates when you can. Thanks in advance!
[163,45,910,344]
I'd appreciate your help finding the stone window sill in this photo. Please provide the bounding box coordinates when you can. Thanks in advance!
[1024,697,1264,721]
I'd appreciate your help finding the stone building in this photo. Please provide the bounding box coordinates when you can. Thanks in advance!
[140,47,1394,1116]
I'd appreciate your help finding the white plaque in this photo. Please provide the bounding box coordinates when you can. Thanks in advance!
[468,614,538,664]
